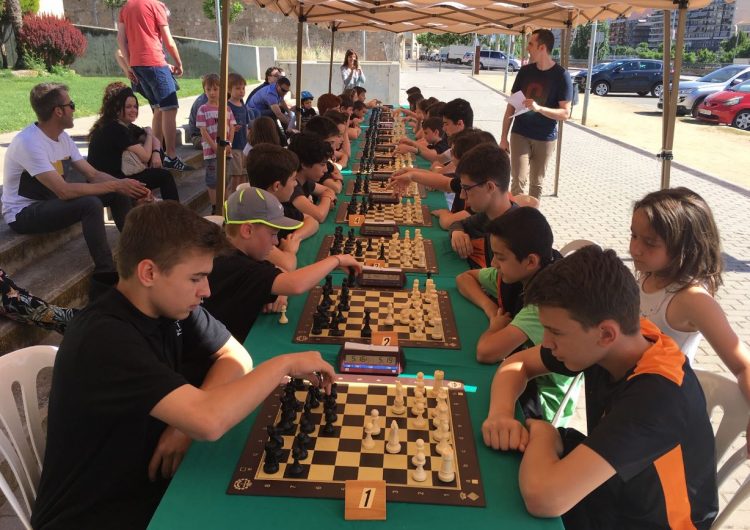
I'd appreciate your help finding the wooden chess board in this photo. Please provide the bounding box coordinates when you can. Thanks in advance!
[335,200,432,227]
[293,286,460,349]
[316,234,439,274]
[227,374,485,507]
[344,180,427,199]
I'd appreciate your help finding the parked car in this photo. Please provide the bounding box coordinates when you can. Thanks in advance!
[572,62,609,91]
[696,79,750,130]
[461,50,519,71]
[658,64,750,117]
[573,59,663,97]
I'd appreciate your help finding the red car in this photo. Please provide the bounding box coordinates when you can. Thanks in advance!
[697,79,750,130]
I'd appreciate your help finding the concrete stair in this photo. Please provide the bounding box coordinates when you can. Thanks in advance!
[0,147,207,355]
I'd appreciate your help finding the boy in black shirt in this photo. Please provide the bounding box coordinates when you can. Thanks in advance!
[32,201,335,530]
[482,245,717,529]
[204,187,361,344]
[286,133,337,223]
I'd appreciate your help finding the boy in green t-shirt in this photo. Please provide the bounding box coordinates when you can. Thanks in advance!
[457,207,577,422]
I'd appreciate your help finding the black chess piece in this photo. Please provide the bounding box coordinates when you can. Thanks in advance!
[378,243,386,262]
[329,318,343,337]
[329,382,339,401]
[321,409,336,435]
[295,431,311,452]
[334,308,345,325]
[263,446,280,474]
[361,310,372,338]
[311,314,323,335]
[287,445,305,476]
[348,267,357,287]
[293,378,306,391]
[426,271,432,280]
[366,238,374,252]
[309,385,323,409]
[355,240,363,257]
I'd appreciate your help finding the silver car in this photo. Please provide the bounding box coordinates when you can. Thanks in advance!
[658,64,750,117]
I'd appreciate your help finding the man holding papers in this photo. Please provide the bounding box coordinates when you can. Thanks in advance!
[499,29,573,201]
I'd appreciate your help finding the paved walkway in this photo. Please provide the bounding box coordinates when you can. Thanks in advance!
[400,65,750,529]
[1,68,748,529]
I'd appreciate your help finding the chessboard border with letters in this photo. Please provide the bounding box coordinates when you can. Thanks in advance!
[315,235,439,274]
[226,374,485,507]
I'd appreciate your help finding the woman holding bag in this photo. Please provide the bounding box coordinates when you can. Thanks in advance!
[88,87,179,201]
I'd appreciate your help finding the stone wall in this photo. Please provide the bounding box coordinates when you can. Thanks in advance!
[63,0,400,61]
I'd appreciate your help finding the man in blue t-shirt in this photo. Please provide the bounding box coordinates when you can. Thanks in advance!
[247,77,291,129]
[499,29,573,201]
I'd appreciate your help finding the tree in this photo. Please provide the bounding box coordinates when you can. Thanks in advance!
[415,32,473,52]
[570,21,610,61]
[202,0,244,24]
[1,0,38,69]
[103,0,126,29]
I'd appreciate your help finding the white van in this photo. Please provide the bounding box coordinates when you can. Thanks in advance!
[463,50,520,71]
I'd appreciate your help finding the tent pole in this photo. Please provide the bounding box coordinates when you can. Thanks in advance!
[216,0,231,216]
[553,19,572,197]
[660,10,672,175]
[582,21,597,125]
[296,8,304,111]
[503,34,512,93]
[661,3,687,189]
[328,23,336,93]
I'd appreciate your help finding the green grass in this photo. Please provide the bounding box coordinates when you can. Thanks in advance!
[0,71,206,133]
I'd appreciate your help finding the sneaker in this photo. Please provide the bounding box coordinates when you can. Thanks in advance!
[163,155,193,171]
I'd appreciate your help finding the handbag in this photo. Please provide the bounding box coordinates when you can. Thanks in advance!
[121,150,147,176]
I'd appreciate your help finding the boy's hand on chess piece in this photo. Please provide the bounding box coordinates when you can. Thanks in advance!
[148,426,192,481]
[336,254,363,275]
[482,413,529,452]
[488,308,512,332]
[450,230,473,259]
[285,351,335,393]
[264,295,288,314]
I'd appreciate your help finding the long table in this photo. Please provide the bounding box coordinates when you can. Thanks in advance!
[148,117,563,529]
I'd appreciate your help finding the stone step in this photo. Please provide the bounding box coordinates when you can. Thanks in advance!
[0,168,211,355]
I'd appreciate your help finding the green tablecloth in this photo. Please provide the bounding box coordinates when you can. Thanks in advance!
[148,119,563,530]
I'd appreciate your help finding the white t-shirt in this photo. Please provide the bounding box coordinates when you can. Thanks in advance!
[2,124,83,223]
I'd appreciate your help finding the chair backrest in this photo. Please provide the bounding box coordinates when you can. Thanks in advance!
[0,345,57,529]
[559,239,601,257]
[694,369,750,529]
[203,215,225,227]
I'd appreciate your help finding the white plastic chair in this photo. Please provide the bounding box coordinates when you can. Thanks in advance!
[559,239,601,257]
[694,370,750,529]
[203,215,225,227]
[0,345,57,530]
[551,372,584,427]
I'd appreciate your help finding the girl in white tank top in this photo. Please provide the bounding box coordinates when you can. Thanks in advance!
[630,187,750,451]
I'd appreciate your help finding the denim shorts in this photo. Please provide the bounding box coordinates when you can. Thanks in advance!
[204,159,217,189]
[132,65,179,110]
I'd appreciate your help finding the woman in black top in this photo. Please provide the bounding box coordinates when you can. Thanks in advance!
[88,87,179,201]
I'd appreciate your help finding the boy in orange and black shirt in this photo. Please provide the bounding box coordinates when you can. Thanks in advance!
[482,245,717,529]
[448,143,514,269]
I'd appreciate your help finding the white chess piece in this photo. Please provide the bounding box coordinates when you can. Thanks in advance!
[386,420,402,454]
[362,422,376,450]
[384,303,395,326]
[413,403,427,428]
[411,388,425,415]
[392,388,406,415]
[278,306,289,324]
[399,306,412,325]
[436,420,452,455]
[412,460,427,482]
[438,447,455,483]
[369,409,381,436]
[416,372,425,394]
[411,439,427,467]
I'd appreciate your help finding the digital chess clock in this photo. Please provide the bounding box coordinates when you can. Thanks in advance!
[360,222,398,237]
[369,192,399,204]
[337,342,405,375]
[357,266,406,288]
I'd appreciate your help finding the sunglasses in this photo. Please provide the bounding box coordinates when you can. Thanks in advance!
[59,100,76,111]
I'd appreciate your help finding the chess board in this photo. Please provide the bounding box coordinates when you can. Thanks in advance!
[294,286,460,349]
[316,235,439,274]
[335,200,432,227]
[227,374,485,507]
[344,179,427,199]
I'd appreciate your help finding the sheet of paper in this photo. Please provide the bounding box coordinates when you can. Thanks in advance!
[508,90,529,118]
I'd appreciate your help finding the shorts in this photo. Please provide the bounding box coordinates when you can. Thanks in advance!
[132,65,179,110]
[204,158,217,189]
[229,149,246,176]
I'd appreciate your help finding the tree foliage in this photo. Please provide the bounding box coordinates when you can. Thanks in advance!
[19,13,87,69]
[202,0,244,23]
[571,21,610,61]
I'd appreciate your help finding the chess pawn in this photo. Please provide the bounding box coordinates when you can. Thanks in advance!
[413,402,427,428]
[438,447,456,483]
[430,326,444,341]
[436,420,452,456]
[399,306,411,325]
[362,422,376,450]
[392,390,406,415]
[383,303,395,326]
[414,229,422,241]
[415,372,425,394]
[413,321,426,340]
[278,306,289,324]
[369,409,382,436]
[386,420,402,454]
[404,229,411,242]
[411,388,425,416]
[411,439,427,467]
[412,460,427,483]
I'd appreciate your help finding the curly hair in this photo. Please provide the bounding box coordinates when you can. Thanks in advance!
[89,86,137,138]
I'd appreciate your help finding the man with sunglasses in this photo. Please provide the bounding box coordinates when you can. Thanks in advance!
[2,83,150,275]
[247,76,292,129]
